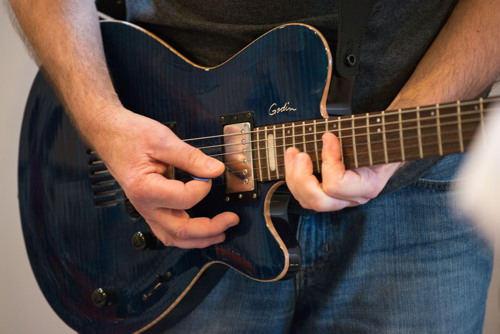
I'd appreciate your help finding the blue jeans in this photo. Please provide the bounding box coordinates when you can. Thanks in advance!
[168,154,493,333]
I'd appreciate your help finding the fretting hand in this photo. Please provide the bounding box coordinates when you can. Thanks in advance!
[285,132,402,212]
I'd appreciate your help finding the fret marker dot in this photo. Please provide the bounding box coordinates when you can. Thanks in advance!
[376,118,381,123]
[377,128,381,133]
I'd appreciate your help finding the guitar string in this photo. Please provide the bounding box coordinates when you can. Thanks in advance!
[95,103,495,166]
[232,126,478,169]
[91,99,496,184]
[91,113,485,183]
[111,118,466,197]
[175,125,481,184]
[182,97,500,146]
[204,115,485,161]
[189,107,483,150]
[216,127,477,174]
[195,109,486,154]
[178,98,499,184]
[190,105,498,154]
[181,97,497,143]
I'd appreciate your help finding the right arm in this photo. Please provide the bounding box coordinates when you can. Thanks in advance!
[8,0,239,248]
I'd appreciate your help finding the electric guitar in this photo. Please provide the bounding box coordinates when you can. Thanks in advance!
[18,21,498,333]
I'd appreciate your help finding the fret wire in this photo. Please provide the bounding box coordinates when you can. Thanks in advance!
[479,97,486,144]
[337,117,344,163]
[436,104,443,156]
[457,100,464,152]
[351,115,359,168]
[382,111,388,163]
[314,120,320,173]
[366,113,373,165]
[302,121,306,153]
[273,125,279,179]
[292,122,296,149]
[265,126,271,181]
[256,128,263,181]
[398,109,405,161]
[282,123,287,170]
[416,106,423,158]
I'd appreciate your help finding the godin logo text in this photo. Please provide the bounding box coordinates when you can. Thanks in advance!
[268,102,297,116]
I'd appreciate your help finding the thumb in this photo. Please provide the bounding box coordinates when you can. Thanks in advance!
[159,137,225,178]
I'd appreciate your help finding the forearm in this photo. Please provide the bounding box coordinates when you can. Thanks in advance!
[8,0,123,145]
[390,0,500,109]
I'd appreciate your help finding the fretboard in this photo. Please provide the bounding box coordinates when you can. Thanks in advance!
[252,96,500,182]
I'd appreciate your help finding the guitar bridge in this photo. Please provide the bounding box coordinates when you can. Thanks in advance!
[220,112,257,201]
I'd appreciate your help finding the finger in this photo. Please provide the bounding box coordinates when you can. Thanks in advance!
[321,132,369,198]
[156,134,225,179]
[151,210,240,249]
[285,147,351,211]
[321,133,398,201]
[135,172,214,210]
[321,132,346,179]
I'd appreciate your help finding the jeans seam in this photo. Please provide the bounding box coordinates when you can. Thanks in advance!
[412,180,452,190]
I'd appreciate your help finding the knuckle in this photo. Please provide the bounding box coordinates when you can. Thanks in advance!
[171,225,190,241]
[159,236,175,247]
[157,230,185,248]
[122,177,146,201]
[308,200,329,212]
[183,145,203,167]
[298,195,322,212]
[298,198,313,210]
[322,183,338,197]
[148,226,175,247]
[176,190,199,209]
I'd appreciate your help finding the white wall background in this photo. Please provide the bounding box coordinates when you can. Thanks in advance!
[0,3,72,333]
[0,3,499,333]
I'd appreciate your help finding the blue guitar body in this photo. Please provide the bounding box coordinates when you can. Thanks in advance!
[18,21,331,333]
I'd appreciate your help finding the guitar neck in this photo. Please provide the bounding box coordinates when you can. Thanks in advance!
[253,97,498,182]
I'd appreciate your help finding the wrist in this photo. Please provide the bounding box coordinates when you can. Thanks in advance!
[68,94,127,150]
